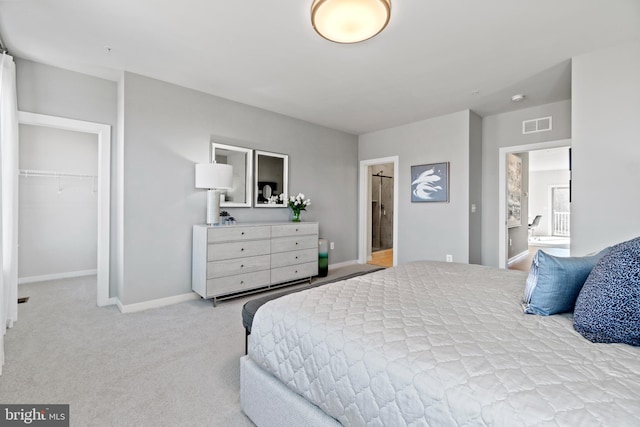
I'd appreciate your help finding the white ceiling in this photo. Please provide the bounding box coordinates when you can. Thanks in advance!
[1,0,639,135]
[529,147,569,172]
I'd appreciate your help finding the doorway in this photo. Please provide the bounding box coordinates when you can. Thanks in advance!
[358,156,398,268]
[369,164,394,267]
[18,124,99,285]
[499,141,571,270]
[17,112,112,306]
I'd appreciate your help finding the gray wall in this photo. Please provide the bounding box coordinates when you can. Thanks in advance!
[507,152,529,259]
[15,60,358,306]
[572,40,640,255]
[15,59,119,294]
[359,110,474,264]
[481,100,571,267]
[120,72,358,304]
[468,112,483,264]
[18,125,98,278]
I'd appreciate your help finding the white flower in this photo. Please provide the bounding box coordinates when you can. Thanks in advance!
[287,192,311,213]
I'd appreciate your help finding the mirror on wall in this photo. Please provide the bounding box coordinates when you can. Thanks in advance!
[254,150,288,207]
[211,142,253,208]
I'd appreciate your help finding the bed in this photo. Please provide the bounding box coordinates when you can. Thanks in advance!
[240,261,640,426]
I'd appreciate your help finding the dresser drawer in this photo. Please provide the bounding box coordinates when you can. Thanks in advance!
[270,248,317,268]
[271,223,318,238]
[207,239,270,261]
[207,226,271,243]
[207,270,270,297]
[271,235,317,254]
[207,255,270,279]
[271,262,318,285]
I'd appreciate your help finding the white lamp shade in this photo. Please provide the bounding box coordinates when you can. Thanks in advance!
[311,0,391,44]
[195,163,233,189]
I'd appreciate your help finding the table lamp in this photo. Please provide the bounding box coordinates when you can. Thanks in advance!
[195,163,233,225]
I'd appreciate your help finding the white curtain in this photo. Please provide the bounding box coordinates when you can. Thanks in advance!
[0,52,19,375]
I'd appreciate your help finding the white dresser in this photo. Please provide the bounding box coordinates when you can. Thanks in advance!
[192,222,319,305]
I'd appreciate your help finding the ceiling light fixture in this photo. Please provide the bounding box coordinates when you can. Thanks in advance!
[511,94,525,102]
[311,0,391,44]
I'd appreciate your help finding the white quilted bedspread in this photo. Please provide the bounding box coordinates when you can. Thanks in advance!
[248,261,640,426]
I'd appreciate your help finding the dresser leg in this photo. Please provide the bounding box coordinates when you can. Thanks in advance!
[212,297,217,307]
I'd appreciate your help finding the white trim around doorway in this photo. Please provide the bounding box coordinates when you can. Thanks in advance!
[358,156,399,267]
[18,111,113,306]
[498,139,571,269]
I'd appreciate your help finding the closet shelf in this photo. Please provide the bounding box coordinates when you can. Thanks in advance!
[19,169,97,179]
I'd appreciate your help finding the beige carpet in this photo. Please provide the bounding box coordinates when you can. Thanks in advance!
[0,263,382,426]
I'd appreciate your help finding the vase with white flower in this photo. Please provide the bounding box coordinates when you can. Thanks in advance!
[288,193,311,222]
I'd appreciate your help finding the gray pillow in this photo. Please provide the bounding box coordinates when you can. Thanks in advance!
[573,237,640,346]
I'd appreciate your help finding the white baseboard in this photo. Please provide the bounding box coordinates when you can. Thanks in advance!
[18,269,97,285]
[508,250,530,265]
[116,292,200,313]
[329,259,358,270]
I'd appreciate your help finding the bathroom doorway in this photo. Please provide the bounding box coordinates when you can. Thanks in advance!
[369,163,394,267]
[358,156,398,268]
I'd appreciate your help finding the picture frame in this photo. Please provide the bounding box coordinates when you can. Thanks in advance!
[507,153,522,227]
[411,162,449,203]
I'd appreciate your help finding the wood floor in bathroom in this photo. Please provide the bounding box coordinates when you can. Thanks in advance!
[369,249,393,268]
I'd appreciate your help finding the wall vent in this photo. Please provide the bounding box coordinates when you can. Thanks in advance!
[522,116,552,134]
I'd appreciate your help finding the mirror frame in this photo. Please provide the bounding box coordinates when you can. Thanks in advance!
[254,150,289,208]
[210,142,253,208]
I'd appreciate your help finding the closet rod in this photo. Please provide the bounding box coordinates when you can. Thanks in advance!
[19,169,97,179]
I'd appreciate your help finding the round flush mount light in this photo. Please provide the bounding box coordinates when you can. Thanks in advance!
[511,94,526,102]
[311,0,391,44]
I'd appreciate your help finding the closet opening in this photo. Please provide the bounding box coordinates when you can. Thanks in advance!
[18,124,98,282]
[17,112,111,306]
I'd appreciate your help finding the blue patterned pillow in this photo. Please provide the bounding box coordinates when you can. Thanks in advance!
[574,237,640,346]
[523,249,607,316]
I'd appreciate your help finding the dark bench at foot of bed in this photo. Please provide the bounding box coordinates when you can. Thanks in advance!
[242,266,385,354]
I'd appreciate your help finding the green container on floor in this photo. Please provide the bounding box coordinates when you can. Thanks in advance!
[318,238,328,277]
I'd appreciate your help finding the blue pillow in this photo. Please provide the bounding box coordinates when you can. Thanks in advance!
[574,237,640,346]
[523,249,608,316]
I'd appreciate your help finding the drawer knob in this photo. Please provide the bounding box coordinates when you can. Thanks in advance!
[241,232,245,235]
[295,270,298,274]
[295,242,298,245]
[296,228,299,232]
[241,264,244,268]
[295,256,298,259]
[241,248,244,252]
[241,280,244,284]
